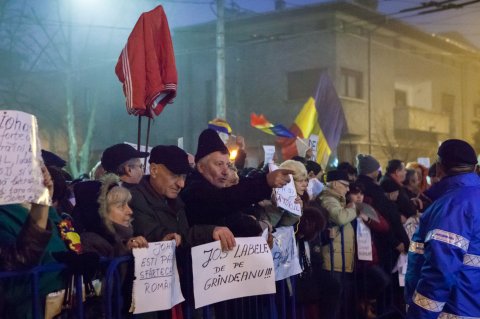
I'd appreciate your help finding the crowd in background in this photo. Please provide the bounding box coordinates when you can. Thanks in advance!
[1,123,480,319]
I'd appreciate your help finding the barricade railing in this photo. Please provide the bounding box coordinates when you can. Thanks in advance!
[0,256,301,319]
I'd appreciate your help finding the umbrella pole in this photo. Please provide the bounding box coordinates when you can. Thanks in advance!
[137,115,142,151]
[143,117,152,173]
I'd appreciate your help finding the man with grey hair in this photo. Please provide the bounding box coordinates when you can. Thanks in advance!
[100,143,149,187]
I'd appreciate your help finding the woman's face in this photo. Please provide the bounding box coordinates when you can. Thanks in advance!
[409,171,420,188]
[349,192,364,204]
[294,177,309,195]
[108,202,133,227]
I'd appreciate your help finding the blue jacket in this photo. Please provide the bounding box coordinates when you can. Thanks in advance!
[405,172,480,319]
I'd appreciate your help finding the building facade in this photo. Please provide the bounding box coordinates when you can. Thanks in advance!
[172,2,480,166]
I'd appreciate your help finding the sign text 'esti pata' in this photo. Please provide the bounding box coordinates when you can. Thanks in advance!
[132,240,184,314]
[191,237,276,309]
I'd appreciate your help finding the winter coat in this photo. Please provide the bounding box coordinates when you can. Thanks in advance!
[130,176,215,247]
[0,204,67,319]
[316,188,356,273]
[405,172,480,319]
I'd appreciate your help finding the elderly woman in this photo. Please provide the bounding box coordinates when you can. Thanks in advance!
[81,174,149,257]
[256,159,309,228]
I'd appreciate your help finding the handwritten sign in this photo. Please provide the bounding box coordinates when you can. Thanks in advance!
[356,218,373,261]
[0,110,50,205]
[191,237,276,309]
[262,145,275,165]
[131,240,184,314]
[269,163,301,216]
[271,227,302,281]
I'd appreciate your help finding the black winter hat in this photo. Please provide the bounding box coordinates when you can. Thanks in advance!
[380,179,400,193]
[326,169,349,183]
[149,145,191,175]
[437,139,477,167]
[42,150,67,168]
[195,129,229,163]
[101,144,149,173]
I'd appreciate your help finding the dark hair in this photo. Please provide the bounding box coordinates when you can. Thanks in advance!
[347,181,365,195]
[337,161,357,176]
[296,206,328,241]
[291,156,306,164]
[428,164,437,177]
[386,159,404,175]
[306,160,322,175]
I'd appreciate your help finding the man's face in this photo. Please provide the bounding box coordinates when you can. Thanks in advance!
[149,164,186,199]
[124,158,144,184]
[394,163,407,183]
[197,152,230,188]
[332,180,350,197]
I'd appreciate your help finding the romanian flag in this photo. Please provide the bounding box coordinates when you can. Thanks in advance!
[250,113,295,138]
[279,72,347,167]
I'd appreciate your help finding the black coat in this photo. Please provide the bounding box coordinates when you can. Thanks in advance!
[180,170,272,231]
[380,174,417,218]
[356,175,410,268]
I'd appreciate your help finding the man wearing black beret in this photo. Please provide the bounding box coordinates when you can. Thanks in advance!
[406,139,480,319]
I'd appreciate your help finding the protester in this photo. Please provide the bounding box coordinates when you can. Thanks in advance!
[0,166,67,318]
[405,162,429,192]
[305,160,324,199]
[100,143,149,187]
[81,174,149,257]
[181,128,293,241]
[405,139,480,319]
[315,169,357,319]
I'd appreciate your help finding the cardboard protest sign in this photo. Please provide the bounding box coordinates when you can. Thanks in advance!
[271,226,302,281]
[191,237,276,309]
[269,163,301,216]
[131,240,184,314]
[0,110,50,205]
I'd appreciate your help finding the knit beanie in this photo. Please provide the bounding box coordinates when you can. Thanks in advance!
[195,129,229,163]
[356,154,380,175]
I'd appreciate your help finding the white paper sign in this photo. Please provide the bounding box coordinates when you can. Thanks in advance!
[131,240,184,314]
[271,227,302,281]
[356,218,373,261]
[263,145,275,165]
[308,134,319,161]
[0,110,50,205]
[417,157,431,168]
[191,237,276,309]
[269,163,302,216]
[394,253,408,287]
[124,142,153,173]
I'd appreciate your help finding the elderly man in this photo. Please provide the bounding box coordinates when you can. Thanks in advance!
[181,129,292,241]
[100,143,149,187]
[405,139,480,319]
[130,145,233,250]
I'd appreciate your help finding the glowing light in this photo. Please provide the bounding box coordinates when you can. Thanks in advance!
[229,149,238,161]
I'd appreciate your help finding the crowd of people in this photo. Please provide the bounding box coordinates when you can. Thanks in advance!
[1,125,479,319]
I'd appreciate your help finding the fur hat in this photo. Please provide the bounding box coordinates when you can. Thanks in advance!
[437,139,477,167]
[356,154,380,175]
[195,129,229,163]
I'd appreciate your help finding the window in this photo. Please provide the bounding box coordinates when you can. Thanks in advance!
[287,68,324,100]
[340,68,363,99]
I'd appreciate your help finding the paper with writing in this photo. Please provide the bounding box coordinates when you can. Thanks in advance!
[356,218,373,261]
[131,240,184,314]
[191,237,276,309]
[271,226,302,281]
[262,145,275,165]
[269,163,301,216]
[0,110,50,205]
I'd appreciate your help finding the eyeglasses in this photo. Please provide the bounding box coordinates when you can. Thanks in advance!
[337,181,350,188]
